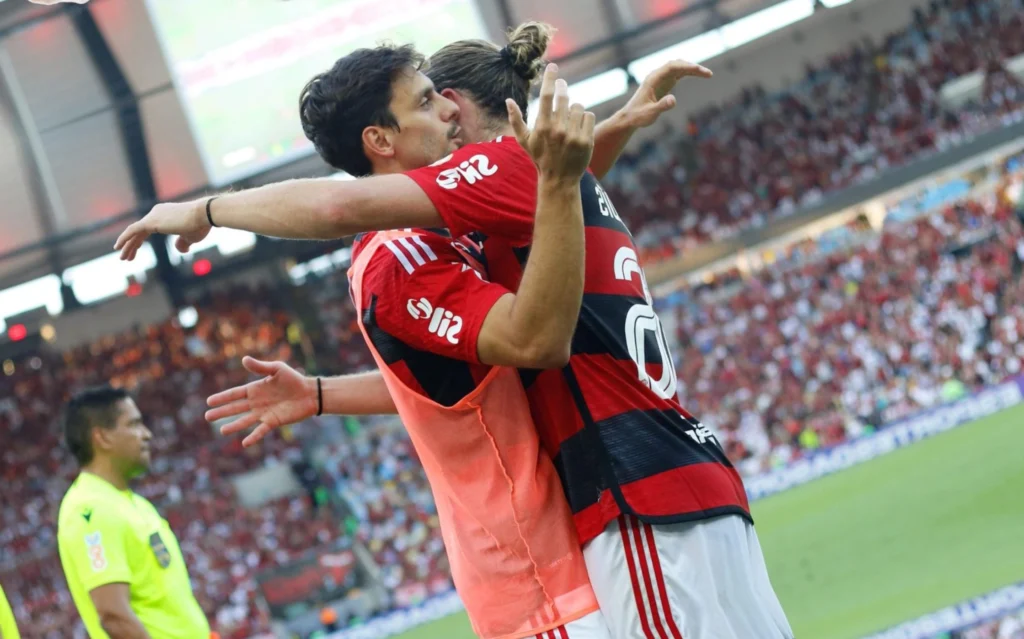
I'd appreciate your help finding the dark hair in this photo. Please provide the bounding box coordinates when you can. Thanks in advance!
[64,385,130,466]
[299,44,426,176]
[427,22,553,127]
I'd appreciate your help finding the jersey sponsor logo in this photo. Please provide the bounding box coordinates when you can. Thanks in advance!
[84,532,108,572]
[595,184,622,223]
[435,154,498,190]
[149,532,172,569]
[406,297,463,344]
[384,235,439,274]
[685,423,717,445]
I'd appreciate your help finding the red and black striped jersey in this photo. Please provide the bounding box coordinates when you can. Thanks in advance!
[407,137,750,544]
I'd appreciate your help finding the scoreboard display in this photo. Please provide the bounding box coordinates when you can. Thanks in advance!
[145,0,490,186]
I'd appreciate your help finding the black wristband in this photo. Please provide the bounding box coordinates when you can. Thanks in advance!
[205,197,219,228]
[316,377,323,416]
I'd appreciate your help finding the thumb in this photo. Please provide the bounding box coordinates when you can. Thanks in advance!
[635,95,677,125]
[174,236,193,254]
[507,99,529,147]
[653,94,677,113]
[242,356,280,377]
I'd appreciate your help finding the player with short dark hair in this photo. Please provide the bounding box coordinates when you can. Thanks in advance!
[57,386,210,639]
[299,44,441,178]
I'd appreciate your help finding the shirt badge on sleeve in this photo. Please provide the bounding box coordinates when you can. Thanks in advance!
[84,532,108,572]
[149,532,172,569]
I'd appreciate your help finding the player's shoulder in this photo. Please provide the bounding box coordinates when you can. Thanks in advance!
[360,229,462,278]
[58,478,128,534]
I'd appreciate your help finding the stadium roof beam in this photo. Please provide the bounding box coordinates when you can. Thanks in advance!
[595,0,634,83]
[68,4,183,308]
[0,45,66,281]
[494,0,515,30]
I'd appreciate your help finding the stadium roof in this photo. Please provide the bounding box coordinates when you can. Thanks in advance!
[0,0,845,303]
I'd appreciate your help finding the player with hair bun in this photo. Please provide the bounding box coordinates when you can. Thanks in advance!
[117,20,792,639]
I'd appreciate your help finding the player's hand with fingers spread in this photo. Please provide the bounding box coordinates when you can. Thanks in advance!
[206,356,319,447]
[113,199,212,261]
[620,59,713,129]
[507,63,596,184]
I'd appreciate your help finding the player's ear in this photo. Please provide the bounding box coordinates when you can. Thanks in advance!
[362,125,396,163]
[91,424,115,455]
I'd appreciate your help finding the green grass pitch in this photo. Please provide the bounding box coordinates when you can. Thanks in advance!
[393,404,1024,639]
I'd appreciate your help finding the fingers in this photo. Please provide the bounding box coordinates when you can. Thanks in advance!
[114,223,142,255]
[657,59,712,80]
[567,102,585,136]
[553,78,569,125]
[647,94,677,116]
[122,237,143,262]
[207,385,248,408]
[507,99,529,148]
[242,356,281,377]
[218,412,261,436]
[582,111,596,142]
[174,236,192,255]
[535,63,559,127]
[205,399,251,422]
[242,423,275,448]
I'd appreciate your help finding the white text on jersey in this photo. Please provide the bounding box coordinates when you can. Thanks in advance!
[436,154,498,190]
[406,297,464,344]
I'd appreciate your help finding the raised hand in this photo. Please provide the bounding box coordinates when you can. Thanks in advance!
[206,356,319,447]
[620,60,713,128]
[114,199,211,261]
[507,63,596,184]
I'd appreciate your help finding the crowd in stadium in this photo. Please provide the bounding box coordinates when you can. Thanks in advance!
[3,174,1021,637]
[607,0,1024,263]
[4,1,1024,637]
[958,608,1024,639]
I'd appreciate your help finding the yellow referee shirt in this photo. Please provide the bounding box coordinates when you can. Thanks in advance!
[57,472,209,639]
[0,581,20,639]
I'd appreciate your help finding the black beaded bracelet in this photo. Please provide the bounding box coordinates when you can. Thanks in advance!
[316,377,324,416]
[206,197,220,228]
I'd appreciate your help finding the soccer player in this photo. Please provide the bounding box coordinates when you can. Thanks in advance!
[57,386,210,639]
[223,53,606,639]
[0,581,19,639]
[115,27,793,639]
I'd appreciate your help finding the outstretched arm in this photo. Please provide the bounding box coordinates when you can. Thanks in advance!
[207,358,396,447]
[588,60,712,180]
[114,174,443,261]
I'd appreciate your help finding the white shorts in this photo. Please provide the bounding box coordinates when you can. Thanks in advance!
[532,609,613,639]
[582,514,794,639]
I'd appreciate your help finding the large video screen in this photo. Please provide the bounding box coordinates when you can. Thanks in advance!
[146,0,489,186]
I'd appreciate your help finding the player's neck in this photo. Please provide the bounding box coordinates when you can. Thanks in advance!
[81,460,129,491]
[476,120,514,143]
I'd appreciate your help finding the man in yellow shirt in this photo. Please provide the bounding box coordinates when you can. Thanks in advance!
[57,386,210,639]
[0,581,20,639]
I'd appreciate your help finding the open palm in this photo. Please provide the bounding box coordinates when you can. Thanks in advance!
[206,357,318,447]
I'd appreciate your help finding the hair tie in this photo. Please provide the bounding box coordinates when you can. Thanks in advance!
[500,46,514,65]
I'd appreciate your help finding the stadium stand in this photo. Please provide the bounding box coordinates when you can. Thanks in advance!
[953,606,1024,639]
[2,163,1020,637]
[606,0,1024,264]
